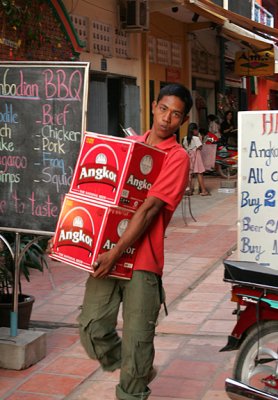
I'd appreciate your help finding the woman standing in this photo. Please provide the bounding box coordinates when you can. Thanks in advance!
[183,122,210,196]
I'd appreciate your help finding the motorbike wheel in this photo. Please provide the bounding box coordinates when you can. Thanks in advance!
[216,163,237,179]
[233,320,278,395]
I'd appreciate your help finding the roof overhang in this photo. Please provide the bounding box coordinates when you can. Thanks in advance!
[181,0,278,74]
[222,22,274,51]
[183,0,226,25]
[221,21,278,74]
[183,0,278,39]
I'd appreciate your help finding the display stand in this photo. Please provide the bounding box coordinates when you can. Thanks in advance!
[0,233,47,370]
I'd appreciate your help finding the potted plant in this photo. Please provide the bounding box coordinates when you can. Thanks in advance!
[0,232,49,329]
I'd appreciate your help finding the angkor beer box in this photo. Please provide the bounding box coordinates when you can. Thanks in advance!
[50,194,136,280]
[70,132,165,210]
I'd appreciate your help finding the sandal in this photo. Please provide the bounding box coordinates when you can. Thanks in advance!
[200,192,211,196]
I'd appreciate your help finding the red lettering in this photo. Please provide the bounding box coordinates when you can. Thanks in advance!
[12,191,25,213]
[29,192,58,217]
[262,114,273,135]
[57,69,69,99]
[42,104,53,124]
[261,113,278,135]
[43,69,56,99]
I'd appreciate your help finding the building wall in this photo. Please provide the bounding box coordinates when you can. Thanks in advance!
[148,13,189,88]
[148,13,220,138]
[63,1,278,131]
[247,0,278,111]
[0,0,77,61]
[147,12,191,138]
[190,29,220,129]
[62,0,145,134]
[63,0,142,78]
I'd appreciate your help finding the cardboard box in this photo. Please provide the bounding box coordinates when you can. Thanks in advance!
[70,132,165,210]
[50,194,136,280]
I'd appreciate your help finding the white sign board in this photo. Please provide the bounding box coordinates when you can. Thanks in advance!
[238,111,278,268]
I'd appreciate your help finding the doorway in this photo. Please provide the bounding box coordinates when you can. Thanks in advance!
[269,90,278,110]
[87,74,140,137]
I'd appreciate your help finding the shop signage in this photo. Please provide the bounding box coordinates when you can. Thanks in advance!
[235,49,274,76]
[238,111,278,270]
[0,38,21,49]
[166,67,181,83]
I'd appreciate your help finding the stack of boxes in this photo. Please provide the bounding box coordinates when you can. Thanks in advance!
[50,132,165,279]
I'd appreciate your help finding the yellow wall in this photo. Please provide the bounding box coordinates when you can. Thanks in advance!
[62,2,192,139]
[63,0,142,79]
[148,12,191,140]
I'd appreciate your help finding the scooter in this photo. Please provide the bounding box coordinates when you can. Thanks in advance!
[205,132,238,179]
[221,259,278,398]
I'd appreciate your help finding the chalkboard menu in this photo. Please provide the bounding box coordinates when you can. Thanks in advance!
[0,62,89,235]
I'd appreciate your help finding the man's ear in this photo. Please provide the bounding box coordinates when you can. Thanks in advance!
[151,100,157,114]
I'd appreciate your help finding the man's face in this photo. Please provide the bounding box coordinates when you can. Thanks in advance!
[152,95,186,140]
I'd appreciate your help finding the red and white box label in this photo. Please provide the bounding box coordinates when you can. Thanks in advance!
[70,132,165,210]
[50,194,137,280]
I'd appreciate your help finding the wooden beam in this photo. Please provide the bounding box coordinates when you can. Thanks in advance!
[184,2,226,25]
[186,21,213,31]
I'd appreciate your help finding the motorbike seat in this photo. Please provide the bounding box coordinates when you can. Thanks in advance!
[223,260,278,290]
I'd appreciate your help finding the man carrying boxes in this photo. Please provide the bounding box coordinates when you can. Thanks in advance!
[49,83,193,400]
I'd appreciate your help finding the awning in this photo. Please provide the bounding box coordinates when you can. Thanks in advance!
[222,22,278,74]
[222,22,275,51]
[184,0,278,40]
[182,0,278,74]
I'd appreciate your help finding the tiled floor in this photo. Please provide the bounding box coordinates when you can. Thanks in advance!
[0,175,238,400]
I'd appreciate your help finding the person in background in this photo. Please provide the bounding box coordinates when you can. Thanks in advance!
[220,110,235,146]
[198,128,207,143]
[75,83,193,400]
[207,114,221,139]
[183,122,210,196]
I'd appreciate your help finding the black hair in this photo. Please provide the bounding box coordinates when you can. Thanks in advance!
[186,122,198,146]
[224,110,233,119]
[207,114,217,122]
[157,83,193,116]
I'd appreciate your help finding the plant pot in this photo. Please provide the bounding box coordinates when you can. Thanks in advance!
[0,294,35,329]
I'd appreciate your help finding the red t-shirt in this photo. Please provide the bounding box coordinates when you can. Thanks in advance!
[132,131,190,276]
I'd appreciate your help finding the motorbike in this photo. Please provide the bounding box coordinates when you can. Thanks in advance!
[204,132,238,179]
[226,377,278,400]
[221,259,278,398]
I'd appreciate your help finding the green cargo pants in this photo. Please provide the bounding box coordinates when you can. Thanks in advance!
[78,270,163,400]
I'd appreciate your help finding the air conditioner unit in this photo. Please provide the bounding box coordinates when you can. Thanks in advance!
[124,0,149,31]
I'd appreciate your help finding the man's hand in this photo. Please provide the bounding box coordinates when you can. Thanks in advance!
[94,197,164,279]
[92,196,164,279]
[46,237,54,254]
[93,249,119,279]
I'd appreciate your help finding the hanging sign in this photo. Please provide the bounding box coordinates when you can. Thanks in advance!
[235,49,274,76]
[166,67,181,83]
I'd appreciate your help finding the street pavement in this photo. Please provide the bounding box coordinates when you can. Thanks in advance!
[0,175,239,400]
